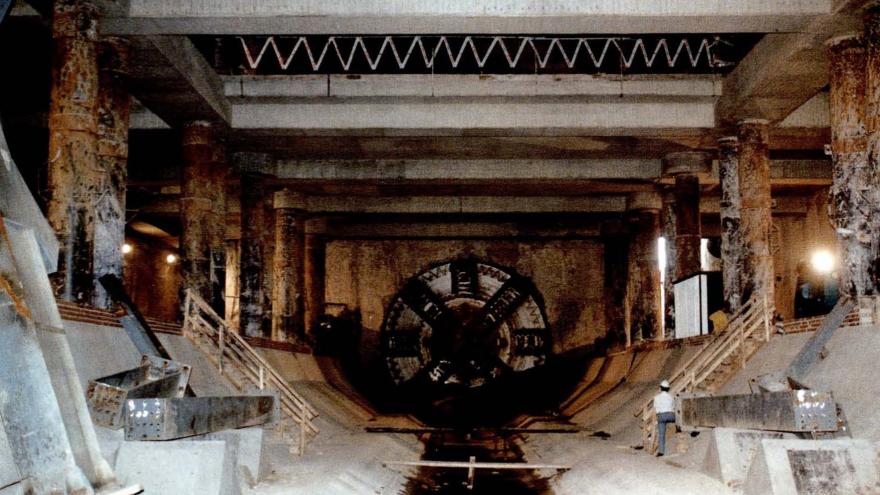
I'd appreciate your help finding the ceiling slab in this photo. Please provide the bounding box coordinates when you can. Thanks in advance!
[105,0,829,35]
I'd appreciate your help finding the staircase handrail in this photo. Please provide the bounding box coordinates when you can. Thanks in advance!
[635,293,772,422]
[182,289,320,451]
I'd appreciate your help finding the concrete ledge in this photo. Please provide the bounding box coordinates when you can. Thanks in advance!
[115,440,239,495]
[701,427,790,489]
[743,438,879,495]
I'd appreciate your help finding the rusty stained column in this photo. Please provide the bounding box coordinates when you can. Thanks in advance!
[624,192,663,345]
[272,190,306,342]
[93,37,131,309]
[179,121,217,310]
[303,217,327,343]
[237,153,275,337]
[207,142,228,314]
[47,0,100,302]
[660,190,677,335]
[862,16,880,295]
[663,151,709,281]
[737,119,775,306]
[718,136,744,310]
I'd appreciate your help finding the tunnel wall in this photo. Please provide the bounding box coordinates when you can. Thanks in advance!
[772,191,837,320]
[122,234,181,322]
[324,238,606,356]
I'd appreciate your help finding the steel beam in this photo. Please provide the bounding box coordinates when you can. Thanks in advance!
[99,274,173,360]
[87,356,191,429]
[676,391,839,433]
[124,396,276,441]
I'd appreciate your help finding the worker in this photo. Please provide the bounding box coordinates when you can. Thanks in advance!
[653,379,676,457]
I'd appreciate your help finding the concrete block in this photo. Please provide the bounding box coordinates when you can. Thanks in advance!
[115,440,239,495]
[94,425,126,467]
[0,422,22,492]
[701,427,789,489]
[743,438,880,495]
[195,427,267,486]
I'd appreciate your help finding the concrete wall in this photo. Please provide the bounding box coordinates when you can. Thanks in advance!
[324,238,605,356]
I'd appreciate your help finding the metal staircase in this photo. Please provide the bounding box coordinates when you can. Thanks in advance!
[635,294,773,452]
[182,289,320,454]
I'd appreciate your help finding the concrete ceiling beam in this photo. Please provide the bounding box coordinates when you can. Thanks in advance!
[263,159,662,181]
[139,194,629,215]
[224,74,722,100]
[126,35,230,127]
[231,97,716,134]
[103,0,829,35]
[716,2,860,124]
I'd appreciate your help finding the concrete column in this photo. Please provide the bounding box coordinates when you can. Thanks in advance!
[625,192,663,345]
[224,239,241,329]
[602,226,629,348]
[303,217,328,343]
[862,17,880,294]
[237,153,275,337]
[208,142,228,314]
[660,190,676,336]
[47,0,100,303]
[180,121,216,309]
[272,190,306,342]
[663,151,710,281]
[827,35,871,297]
[737,119,775,306]
[93,37,131,309]
[718,136,744,310]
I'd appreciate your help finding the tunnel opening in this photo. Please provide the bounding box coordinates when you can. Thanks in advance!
[313,256,608,427]
[375,257,561,425]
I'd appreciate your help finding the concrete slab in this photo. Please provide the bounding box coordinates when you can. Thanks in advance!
[115,440,239,495]
[62,321,142,393]
[156,333,236,396]
[701,428,790,489]
[256,349,324,382]
[743,438,880,495]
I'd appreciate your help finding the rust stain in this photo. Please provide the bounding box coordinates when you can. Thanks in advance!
[0,218,33,319]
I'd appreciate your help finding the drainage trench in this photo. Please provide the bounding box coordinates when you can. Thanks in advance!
[403,431,555,494]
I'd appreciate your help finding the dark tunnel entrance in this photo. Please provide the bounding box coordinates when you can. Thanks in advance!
[379,257,555,425]
[312,256,597,428]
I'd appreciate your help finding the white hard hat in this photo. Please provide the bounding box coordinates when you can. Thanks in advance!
[660,380,670,388]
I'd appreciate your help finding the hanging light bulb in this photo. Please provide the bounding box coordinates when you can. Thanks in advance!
[166,253,178,264]
[810,250,835,275]
[121,243,133,254]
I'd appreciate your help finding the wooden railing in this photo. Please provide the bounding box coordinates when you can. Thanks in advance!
[635,294,772,450]
[182,289,319,454]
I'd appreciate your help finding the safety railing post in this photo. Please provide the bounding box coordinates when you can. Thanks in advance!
[218,320,225,375]
[299,414,306,456]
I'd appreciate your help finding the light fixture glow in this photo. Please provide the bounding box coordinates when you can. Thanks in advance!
[810,250,835,275]
[166,254,177,264]
[121,243,133,254]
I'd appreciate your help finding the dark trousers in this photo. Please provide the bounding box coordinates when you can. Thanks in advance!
[656,411,676,455]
